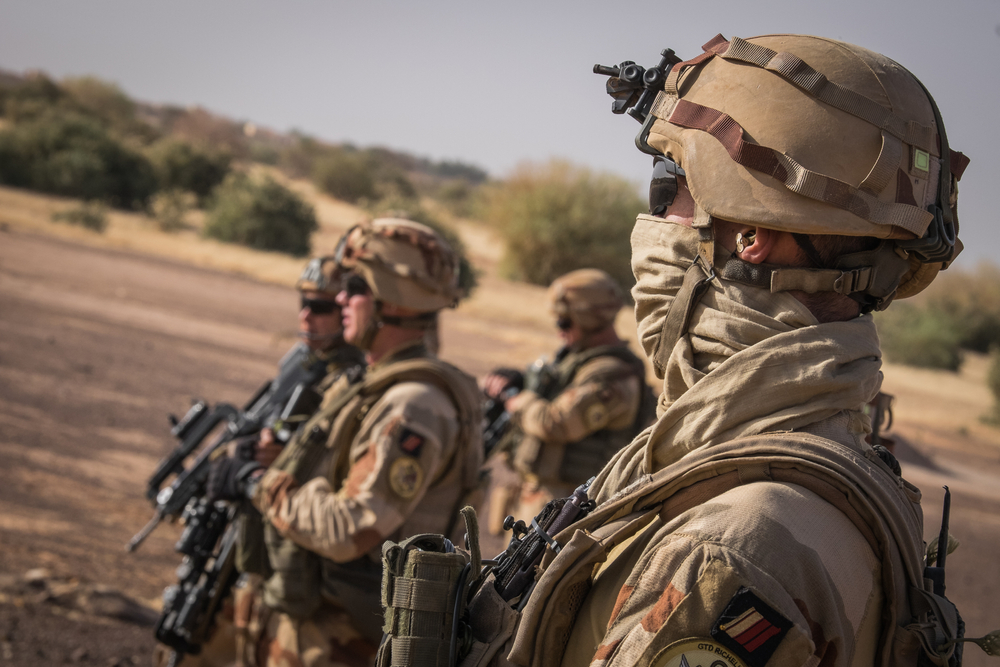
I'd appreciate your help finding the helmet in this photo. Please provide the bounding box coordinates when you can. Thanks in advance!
[295,256,341,296]
[637,34,969,308]
[335,218,463,313]
[549,269,624,332]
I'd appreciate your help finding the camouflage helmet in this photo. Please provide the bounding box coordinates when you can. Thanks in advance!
[549,269,624,332]
[335,218,463,313]
[636,34,969,309]
[295,256,341,296]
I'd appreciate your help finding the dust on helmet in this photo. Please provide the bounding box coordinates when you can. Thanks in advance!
[549,269,624,332]
[295,256,342,296]
[334,218,464,313]
[619,34,969,311]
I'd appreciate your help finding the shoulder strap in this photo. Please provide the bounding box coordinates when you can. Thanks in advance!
[530,433,930,667]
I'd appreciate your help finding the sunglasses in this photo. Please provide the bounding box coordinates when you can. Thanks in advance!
[649,155,686,216]
[341,273,371,298]
[300,296,339,315]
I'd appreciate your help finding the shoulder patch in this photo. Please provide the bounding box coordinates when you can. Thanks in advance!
[397,427,425,456]
[710,587,792,667]
[651,638,748,667]
[389,456,424,500]
[585,402,609,430]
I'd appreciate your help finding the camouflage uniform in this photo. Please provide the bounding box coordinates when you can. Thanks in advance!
[245,220,483,667]
[157,257,365,667]
[506,344,648,519]
[449,33,976,667]
[501,270,654,522]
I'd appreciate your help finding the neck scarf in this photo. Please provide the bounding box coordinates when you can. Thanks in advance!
[591,215,883,503]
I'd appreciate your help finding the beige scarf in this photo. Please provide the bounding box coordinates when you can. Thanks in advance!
[591,215,883,503]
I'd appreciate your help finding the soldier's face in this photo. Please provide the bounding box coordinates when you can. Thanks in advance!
[336,278,374,345]
[298,290,343,351]
[557,318,584,347]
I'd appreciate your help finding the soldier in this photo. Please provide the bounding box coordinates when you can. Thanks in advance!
[156,257,366,667]
[213,218,484,667]
[445,33,987,667]
[482,269,655,527]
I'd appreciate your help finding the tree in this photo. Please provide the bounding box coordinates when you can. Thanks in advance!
[203,173,317,256]
[483,160,644,292]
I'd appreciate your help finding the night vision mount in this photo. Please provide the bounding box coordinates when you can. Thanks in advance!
[594,49,681,157]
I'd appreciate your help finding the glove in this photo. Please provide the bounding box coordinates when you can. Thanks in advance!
[207,456,262,501]
[491,368,525,391]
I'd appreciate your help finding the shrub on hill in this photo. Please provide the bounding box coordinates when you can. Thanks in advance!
[875,302,963,371]
[986,348,1000,424]
[313,151,377,203]
[482,160,644,292]
[0,111,157,209]
[875,263,1000,371]
[147,138,231,204]
[203,173,317,256]
[50,201,108,232]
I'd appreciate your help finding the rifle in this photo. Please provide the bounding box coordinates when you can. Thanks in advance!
[128,343,329,664]
[491,479,595,604]
[481,355,564,459]
[127,344,326,552]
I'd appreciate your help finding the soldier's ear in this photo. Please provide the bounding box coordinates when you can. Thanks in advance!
[738,227,777,265]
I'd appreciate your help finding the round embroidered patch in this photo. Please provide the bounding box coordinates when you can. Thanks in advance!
[651,638,748,667]
[388,456,424,499]
[585,402,608,429]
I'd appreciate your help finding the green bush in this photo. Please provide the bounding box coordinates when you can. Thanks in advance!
[0,111,157,209]
[151,189,196,232]
[312,151,377,203]
[204,173,317,256]
[985,347,1000,424]
[482,160,644,292]
[921,264,1000,353]
[51,201,108,232]
[875,302,963,371]
[147,138,231,203]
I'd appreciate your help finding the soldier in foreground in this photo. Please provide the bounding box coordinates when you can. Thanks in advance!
[481,269,654,529]
[213,218,484,667]
[379,33,997,667]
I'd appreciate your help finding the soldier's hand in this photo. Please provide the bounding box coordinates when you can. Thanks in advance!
[255,428,283,468]
[207,457,262,501]
[482,368,524,399]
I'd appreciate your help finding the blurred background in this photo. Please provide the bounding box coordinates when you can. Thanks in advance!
[0,2,997,666]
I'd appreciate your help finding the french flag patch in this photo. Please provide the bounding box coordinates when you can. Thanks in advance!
[710,587,792,667]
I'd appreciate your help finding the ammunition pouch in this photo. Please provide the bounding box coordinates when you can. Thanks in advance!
[378,534,472,667]
[235,505,273,578]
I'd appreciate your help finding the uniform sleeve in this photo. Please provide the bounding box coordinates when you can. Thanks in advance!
[578,483,883,667]
[509,357,641,444]
[252,382,458,563]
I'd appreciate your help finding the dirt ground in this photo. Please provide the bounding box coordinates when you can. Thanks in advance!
[1,226,998,667]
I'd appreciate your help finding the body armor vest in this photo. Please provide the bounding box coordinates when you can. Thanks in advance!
[259,351,483,636]
[461,432,962,667]
[517,345,655,486]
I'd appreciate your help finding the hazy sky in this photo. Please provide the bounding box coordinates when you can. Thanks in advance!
[1,0,997,263]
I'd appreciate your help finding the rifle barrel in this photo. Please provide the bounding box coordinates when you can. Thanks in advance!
[125,509,164,552]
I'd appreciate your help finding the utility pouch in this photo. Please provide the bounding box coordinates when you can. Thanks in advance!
[235,506,273,578]
[378,532,471,667]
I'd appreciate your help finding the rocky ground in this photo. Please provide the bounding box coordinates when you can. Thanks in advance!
[0,226,997,667]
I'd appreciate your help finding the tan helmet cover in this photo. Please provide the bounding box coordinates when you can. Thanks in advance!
[549,268,624,332]
[645,34,968,299]
[337,218,463,312]
[295,256,342,295]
